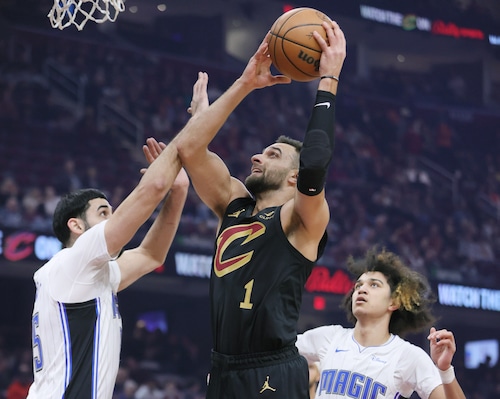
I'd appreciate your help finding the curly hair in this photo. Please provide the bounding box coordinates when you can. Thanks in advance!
[341,247,436,337]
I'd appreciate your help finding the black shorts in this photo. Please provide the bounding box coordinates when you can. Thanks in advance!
[206,345,309,399]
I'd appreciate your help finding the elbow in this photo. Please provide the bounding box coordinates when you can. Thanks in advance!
[173,129,202,165]
[177,141,199,166]
[139,177,170,202]
[150,255,167,269]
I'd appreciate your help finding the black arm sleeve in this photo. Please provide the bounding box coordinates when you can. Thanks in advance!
[296,91,337,196]
[306,90,336,152]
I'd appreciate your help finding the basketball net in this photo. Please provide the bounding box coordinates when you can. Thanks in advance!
[48,0,125,31]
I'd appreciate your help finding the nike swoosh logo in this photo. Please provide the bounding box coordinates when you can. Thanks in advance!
[314,102,331,109]
[335,349,349,352]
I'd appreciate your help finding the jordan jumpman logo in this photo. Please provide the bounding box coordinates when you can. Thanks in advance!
[259,375,277,394]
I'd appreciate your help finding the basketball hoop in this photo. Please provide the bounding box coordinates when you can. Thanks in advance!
[48,0,125,31]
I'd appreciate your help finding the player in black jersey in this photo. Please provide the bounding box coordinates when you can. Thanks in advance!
[145,20,346,399]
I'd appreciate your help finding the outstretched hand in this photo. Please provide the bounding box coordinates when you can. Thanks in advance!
[239,32,291,89]
[428,327,456,371]
[140,137,165,174]
[188,71,210,116]
[141,137,189,189]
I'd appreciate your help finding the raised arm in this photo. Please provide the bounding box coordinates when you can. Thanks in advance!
[104,142,181,257]
[282,20,346,260]
[117,166,189,291]
[172,34,291,219]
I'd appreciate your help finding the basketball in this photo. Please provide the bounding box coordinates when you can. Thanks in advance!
[268,7,332,82]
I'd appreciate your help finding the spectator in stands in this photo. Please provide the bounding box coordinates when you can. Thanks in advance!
[53,158,83,195]
[116,379,138,399]
[0,175,21,208]
[22,187,44,214]
[112,366,131,399]
[0,83,20,125]
[134,376,163,399]
[162,380,182,399]
[6,363,31,399]
[81,164,101,190]
[0,350,13,396]
[0,196,24,228]
[446,70,467,104]
[42,185,60,217]
[151,100,174,136]
[399,156,432,195]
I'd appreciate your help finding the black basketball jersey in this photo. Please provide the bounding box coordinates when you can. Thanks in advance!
[210,197,327,355]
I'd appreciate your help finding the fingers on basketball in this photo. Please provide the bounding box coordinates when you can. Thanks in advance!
[268,8,332,82]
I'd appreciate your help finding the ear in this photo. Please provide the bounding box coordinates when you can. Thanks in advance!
[289,169,298,185]
[388,298,400,312]
[67,217,84,236]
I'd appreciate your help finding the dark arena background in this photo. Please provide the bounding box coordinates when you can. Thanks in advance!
[0,0,499,397]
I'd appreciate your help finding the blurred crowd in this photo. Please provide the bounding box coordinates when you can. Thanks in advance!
[0,18,500,399]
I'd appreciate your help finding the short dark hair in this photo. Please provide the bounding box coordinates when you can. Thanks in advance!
[53,188,107,246]
[276,135,302,168]
[342,247,436,337]
[276,135,302,152]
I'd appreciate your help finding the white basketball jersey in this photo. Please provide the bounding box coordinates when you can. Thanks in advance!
[27,221,122,399]
[296,325,442,399]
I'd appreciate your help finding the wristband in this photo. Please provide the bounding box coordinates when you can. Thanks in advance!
[438,366,455,384]
[320,75,339,82]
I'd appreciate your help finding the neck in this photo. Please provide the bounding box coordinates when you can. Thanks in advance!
[252,189,293,215]
[353,320,392,347]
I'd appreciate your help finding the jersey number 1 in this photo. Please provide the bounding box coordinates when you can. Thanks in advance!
[239,279,254,310]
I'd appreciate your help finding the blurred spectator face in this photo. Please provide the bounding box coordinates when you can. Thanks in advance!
[5,196,20,211]
[123,379,138,396]
[1,176,18,192]
[17,363,32,385]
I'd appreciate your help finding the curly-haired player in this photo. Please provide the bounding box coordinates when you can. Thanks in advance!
[296,248,466,399]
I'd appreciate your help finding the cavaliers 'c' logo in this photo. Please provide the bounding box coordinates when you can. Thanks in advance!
[214,222,265,277]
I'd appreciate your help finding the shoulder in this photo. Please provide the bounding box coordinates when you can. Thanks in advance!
[73,220,107,249]
[300,324,348,343]
[394,336,435,366]
[393,337,441,397]
[221,197,255,221]
[297,324,350,361]
[227,197,255,210]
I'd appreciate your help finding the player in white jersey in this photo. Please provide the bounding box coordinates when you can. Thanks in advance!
[27,140,189,399]
[296,248,466,399]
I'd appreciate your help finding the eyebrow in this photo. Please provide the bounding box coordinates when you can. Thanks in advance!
[97,204,111,212]
[356,277,385,285]
[265,145,283,155]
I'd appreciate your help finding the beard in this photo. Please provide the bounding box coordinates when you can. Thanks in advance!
[244,168,286,195]
[82,217,92,231]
